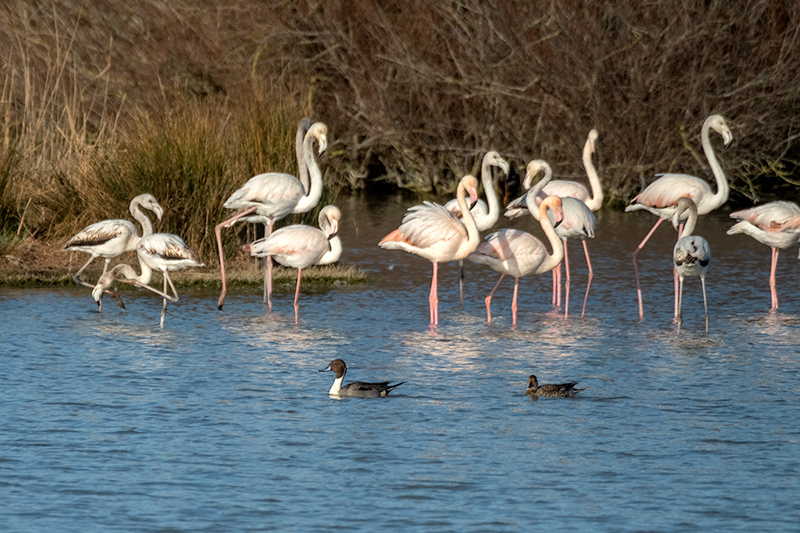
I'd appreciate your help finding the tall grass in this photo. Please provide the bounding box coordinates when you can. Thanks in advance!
[1,0,800,267]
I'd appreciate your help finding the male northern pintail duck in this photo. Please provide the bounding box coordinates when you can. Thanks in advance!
[525,374,585,398]
[320,359,404,398]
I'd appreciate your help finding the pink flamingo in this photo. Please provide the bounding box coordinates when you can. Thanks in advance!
[505,131,602,313]
[672,198,711,333]
[726,201,800,310]
[508,160,595,318]
[92,233,204,327]
[625,114,732,320]
[215,119,326,310]
[244,206,342,324]
[443,151,510,305]
[379,175,480,327]
[468,195,564,325]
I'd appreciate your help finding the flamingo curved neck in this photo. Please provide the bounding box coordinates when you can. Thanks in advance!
[112,261,154,286]
[131,200,155,238]
[293,131,323,214]
[701,117,729,212]
[527,165,554,221]
[481,158,501,228]
[296,120,310,194]
[583,138,603,211]
[457,183,480,254]
[535,200,564,271]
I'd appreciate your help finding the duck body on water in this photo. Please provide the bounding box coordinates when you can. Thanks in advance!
[320,359,404,398]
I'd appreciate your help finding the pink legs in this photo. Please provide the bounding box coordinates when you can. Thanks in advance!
[484,274,505,324]
[429,262,439,326]
[581,240,593,318]
[632,217,665,320]
[263,220,275,310]
[293,268,304,324]
[770,247,779,310]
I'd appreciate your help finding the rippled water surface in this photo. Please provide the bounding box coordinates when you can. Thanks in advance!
[2,195,800,531]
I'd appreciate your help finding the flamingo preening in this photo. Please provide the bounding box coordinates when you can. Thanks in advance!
[469,195,564,325]
[92,233,204,327]
[379,175,481,327]
[726,201,800,311]
[245,205,342,324]
[672,197,711,333]
[625,114,732,320]
[444,151,510,305]
[215,119,326,310]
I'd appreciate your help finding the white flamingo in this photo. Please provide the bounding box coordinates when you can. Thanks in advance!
[505,129,603,216]
[505,131,602,314]
[508,160,596,318]
[379,175,480,327]
[214,119,326,310]
[443,151,510,305]
[672,197,711,333]
[468,195,565,325]
[726,201,800,310]
[64,193,164,287]
[625,114,732,320]
[93,233,204,327]
[244,206,341,324]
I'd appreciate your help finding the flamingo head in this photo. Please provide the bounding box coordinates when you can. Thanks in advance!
[92,271,115,304]
[485,151,510,176]
[309,122,328,155]
[523,160,552,190]
[708,115,733,147]
[460,175,479,206]
[671,197,697,230]
[587,129,599,153]
[132,193,164,221]
[319,205,341,237]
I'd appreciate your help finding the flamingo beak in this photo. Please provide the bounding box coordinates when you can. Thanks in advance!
[469,187,478,206]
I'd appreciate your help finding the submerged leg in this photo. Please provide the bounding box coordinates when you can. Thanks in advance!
[215,205,259,310]
[674,223,684,319]
[484,274,505,324]
[293,268,303,325]
[769,247,779,310]
[429,262,439,326]
[264,220,275,310]
[458,260,465,307]
[581,240,593,318]
[563,240,570,318]
[511,277,520,326]
[676,274,684,334]
[701,274,709,333]
[632,217,665,320]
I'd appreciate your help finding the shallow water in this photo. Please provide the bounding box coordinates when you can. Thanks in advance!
[2,195,800,531]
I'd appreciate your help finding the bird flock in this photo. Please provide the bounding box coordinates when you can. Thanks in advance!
[64,114,800,336]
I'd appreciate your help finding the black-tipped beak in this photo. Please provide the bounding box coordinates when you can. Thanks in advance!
[318,366,331,373]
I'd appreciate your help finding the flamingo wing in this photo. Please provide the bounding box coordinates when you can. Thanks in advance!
[249,225,329,268]
[630,174,712,209]
[64,219,137,251]
[542,180,590,203]
[138,233,203,270]
[224,173,305,215]
[730,201,800,229]
[381,202,468,250]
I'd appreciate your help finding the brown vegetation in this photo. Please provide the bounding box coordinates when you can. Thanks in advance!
[0,1,799,271]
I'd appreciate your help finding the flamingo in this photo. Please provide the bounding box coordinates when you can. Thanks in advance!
[525,374,585,398]
[625,114,732,320]
[443,151,510,305]
[379,175,481,327]
[244,206,341,324]
[469,195,564,325]
[64,193,164,288]
[726,201,800,310]
[505,131,602,314]
[92,233,204,327]
[215,119,326,310]
[672,197,711,333]
[507,160,596,318]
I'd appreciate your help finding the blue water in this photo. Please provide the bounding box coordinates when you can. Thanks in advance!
[2,196,800,531]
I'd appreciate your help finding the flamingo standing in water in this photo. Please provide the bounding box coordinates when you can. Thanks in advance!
[625,114,732,320]
[505,130,602,314]
[443,151,510,305]
[672,197,711,333]
[215,119,326,310]
[92,233,204,327]
[245,206,341,324]
[726,201,800,310]
[379,175,480,327]
[507,160,595,318]
[64,193,164,287]
[468,195,564,325]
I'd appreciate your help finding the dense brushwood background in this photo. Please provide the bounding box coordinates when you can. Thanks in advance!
[1,0,799,261]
